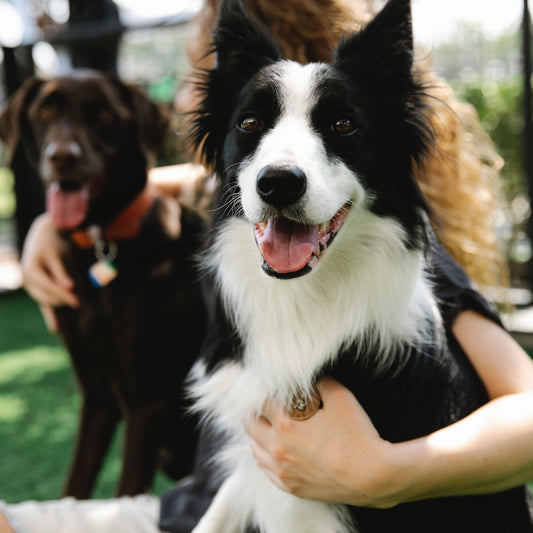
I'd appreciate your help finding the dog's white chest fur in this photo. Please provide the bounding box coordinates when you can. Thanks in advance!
[190,215,438,533]
[192,213,437,420]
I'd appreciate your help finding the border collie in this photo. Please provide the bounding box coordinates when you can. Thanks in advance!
[187,0,533,531]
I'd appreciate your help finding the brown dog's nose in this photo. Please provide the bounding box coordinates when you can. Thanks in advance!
[45,140,82,174]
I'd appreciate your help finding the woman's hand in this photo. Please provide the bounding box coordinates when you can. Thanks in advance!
[243,378,399,508]
[21,213,79,331]
[244,313,533,507]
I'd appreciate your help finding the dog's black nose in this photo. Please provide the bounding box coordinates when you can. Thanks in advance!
[256,166,307,208]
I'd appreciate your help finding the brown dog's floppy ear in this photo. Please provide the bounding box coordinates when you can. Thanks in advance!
[130,84,170,156]
[0,77,44,163]
[114,79,170,164]
[104,73,170,164]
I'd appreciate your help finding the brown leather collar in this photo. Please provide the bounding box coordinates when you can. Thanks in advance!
[70,186,157,248]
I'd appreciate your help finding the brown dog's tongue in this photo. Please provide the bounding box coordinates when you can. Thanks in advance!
[46,183,90,230]
[259,218,319,274]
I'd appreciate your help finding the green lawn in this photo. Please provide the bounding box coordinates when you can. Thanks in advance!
[0,291,173,504]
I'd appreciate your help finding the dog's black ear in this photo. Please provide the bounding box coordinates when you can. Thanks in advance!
[127,83,170,161]
[335,0,414,92]
[0,77,44,164]
[189,0,281,167]
[335,0,431,162]
[213,0,280,81]
[106,73,170,164]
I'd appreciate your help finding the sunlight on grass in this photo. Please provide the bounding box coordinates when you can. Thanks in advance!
[0,347,67,383]
[0,167,15,218]
[0,396,25,422]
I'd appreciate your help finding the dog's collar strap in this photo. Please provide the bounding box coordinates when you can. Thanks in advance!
[70,186,157,248]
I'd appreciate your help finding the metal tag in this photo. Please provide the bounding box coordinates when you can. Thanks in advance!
[88,260,117,287]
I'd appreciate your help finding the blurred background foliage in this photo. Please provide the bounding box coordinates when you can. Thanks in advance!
[424,19,532,281]
[431,21,525,199]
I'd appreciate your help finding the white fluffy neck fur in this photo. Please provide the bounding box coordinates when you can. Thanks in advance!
[204,208,439,407]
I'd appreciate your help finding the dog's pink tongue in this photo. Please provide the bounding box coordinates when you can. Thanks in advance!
[46,183,89,230]
[259,218,319,274]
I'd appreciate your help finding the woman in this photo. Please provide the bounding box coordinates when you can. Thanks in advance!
[3,0,533,532]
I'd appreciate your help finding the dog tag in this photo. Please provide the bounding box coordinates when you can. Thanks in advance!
[88,260,117,287]
[87,227,118,287]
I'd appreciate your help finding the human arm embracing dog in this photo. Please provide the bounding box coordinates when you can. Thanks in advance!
[244,310,533,507]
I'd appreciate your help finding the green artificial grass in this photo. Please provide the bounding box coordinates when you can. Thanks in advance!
[0,291,173,504]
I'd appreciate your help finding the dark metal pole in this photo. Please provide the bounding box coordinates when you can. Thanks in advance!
[523,0,533,290]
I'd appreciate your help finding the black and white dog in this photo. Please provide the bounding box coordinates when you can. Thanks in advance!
[188,0,533,531]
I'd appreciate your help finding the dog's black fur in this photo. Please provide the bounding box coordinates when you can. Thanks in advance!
[0,72,205,498]
[187,0,533,531]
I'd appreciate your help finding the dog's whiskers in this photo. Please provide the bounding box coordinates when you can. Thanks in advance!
[209,182,242,218]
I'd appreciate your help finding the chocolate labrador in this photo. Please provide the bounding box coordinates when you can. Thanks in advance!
[0,72,205,498]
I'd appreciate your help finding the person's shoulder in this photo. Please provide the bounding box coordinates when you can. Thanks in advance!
[427,236,503,329]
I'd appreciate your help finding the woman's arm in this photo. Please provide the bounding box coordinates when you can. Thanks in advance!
[21,213,79,331]
[244,311,533,507]
[392,310,533,501]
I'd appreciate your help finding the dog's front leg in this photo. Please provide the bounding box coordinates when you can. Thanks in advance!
[117,401,168,496]
[64,388,121,498]
[192,471,253,533]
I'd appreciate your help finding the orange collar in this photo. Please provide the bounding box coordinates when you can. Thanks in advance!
[70,186,157,248]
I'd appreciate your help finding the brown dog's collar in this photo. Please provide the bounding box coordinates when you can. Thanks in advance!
[70,186,157,248]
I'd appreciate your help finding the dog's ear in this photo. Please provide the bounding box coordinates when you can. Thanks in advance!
[335,0,431,162]
[106,73,170,164]
[212,0,280,82]
[334,0,414,93]
[127,83,170,162]
[0,77,44,164]
[189,0,281,167]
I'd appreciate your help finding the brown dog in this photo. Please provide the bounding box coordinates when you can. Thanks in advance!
[0,72,205,498]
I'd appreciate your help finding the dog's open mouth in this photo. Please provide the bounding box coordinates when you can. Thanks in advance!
[46,182,90,230]
[254,203,351,279]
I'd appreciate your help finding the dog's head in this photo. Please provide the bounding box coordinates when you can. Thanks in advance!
[0,72,169,229]
[191,0,433,279]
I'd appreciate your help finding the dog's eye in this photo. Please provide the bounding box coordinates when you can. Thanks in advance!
[333,118,356,136]
[238,116,261,133]
[37,104,57,121]
[98,109,113,124]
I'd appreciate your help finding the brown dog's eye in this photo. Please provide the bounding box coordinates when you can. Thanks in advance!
[98,110,113,124]
[38,105,57,121]
[238,116,261,132]
[333,118,356,136]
